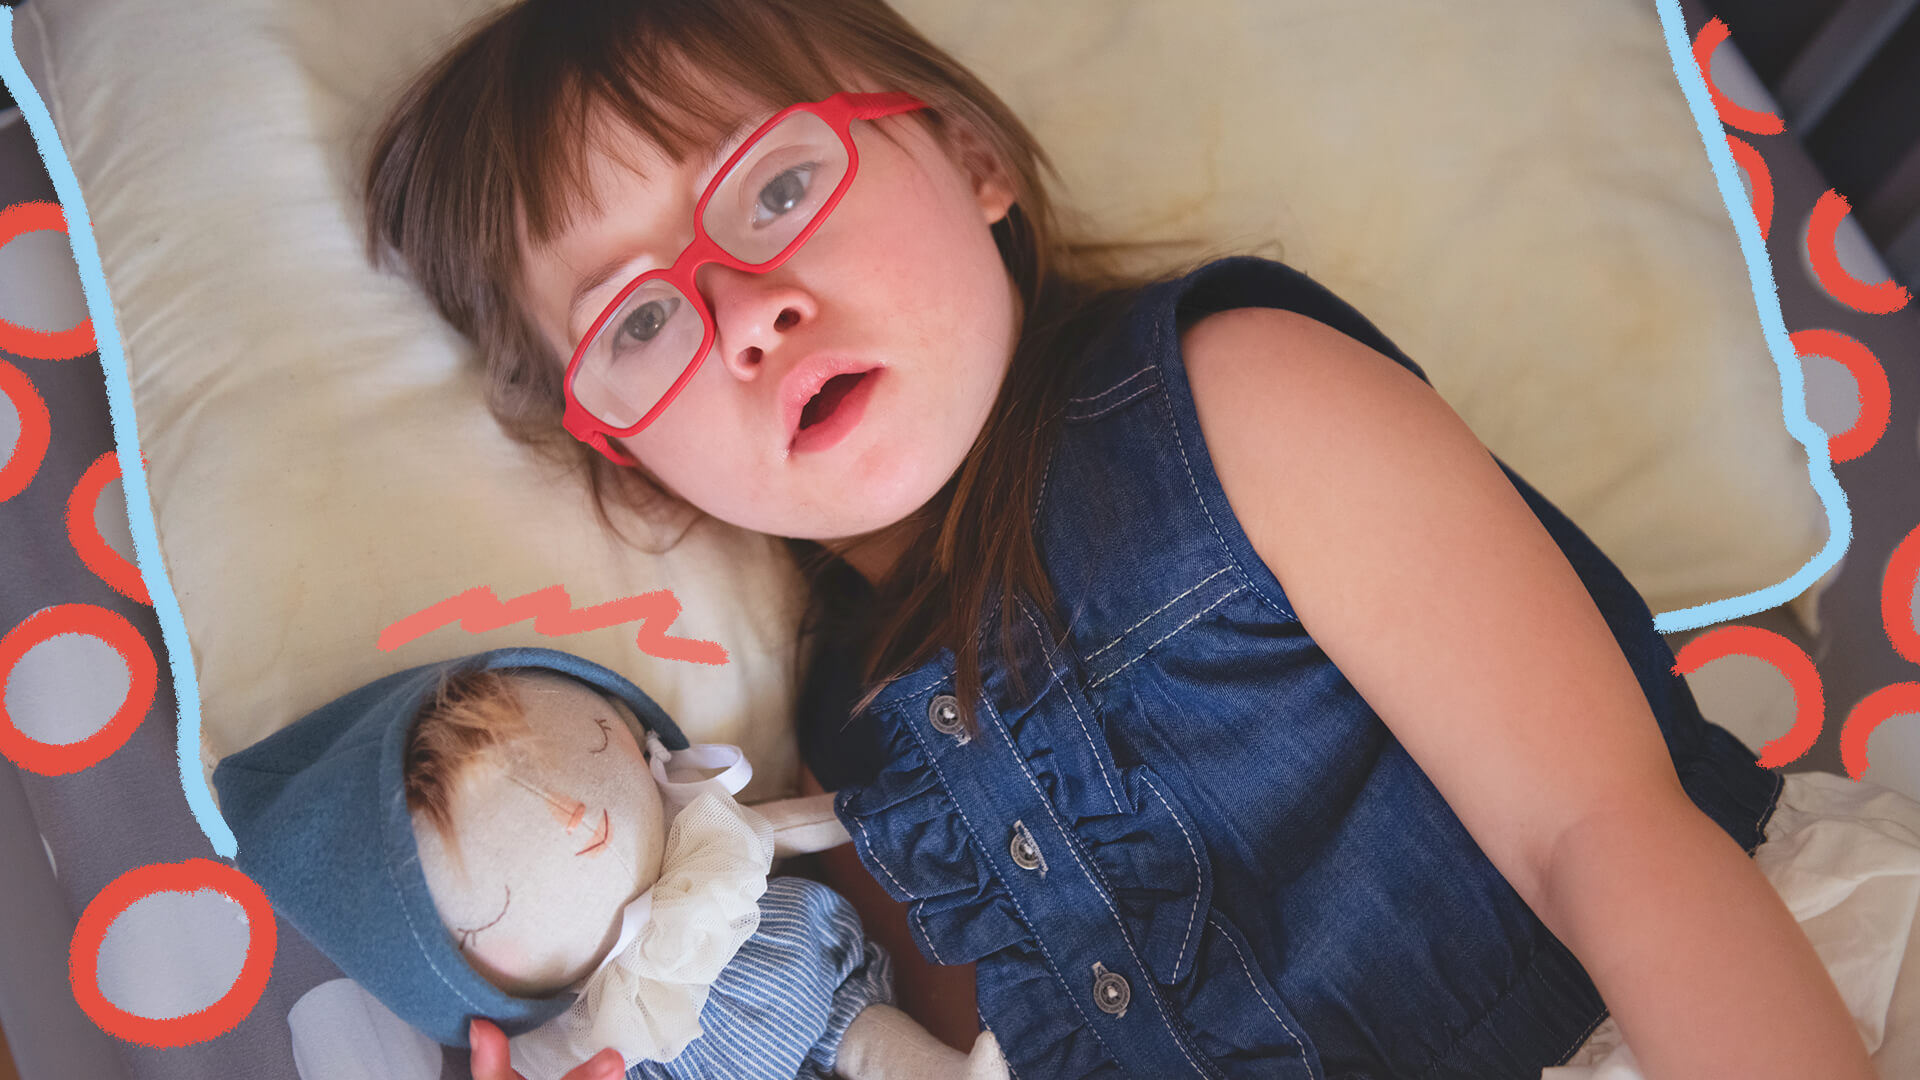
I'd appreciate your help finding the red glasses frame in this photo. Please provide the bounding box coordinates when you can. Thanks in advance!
[561,90,930,464]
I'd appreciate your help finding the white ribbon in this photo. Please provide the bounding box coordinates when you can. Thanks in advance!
[647,735,753,811]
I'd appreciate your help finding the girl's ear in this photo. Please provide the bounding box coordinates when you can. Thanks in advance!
[942,121,1017,227]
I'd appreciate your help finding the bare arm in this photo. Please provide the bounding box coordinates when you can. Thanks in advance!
[1181,306,1872,1080]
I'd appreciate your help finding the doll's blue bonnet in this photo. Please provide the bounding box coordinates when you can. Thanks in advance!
[211,647,689,1047]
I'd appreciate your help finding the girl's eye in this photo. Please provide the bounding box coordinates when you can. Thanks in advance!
[751,164,817,227]
[615,297,680,351]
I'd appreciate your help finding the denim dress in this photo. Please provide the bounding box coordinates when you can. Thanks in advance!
[797,257,1783,1080]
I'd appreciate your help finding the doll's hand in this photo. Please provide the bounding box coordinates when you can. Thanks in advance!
[963,1030,1007,1080]
[468,1019,625,1080]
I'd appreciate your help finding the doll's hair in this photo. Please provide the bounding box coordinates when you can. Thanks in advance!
[364,0,1208,734]
[403,666,533,842]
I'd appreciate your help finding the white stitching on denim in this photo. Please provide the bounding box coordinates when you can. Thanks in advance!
[1158,394,1296,622]
[852,815,918,900]
[1206,914,1318,1079]
[1085,567,1233,661]
[1067,365,1153,406]
[385,849,489,1013]
[1016,599,1122,814]
[1552,1007,1612,1068]
[917,910,946,965]
[1138,773,1202,980]
[1070,384,1158,422]
[979,693,1217,1079]
[1089,586,1245,689]
[852,778,944,962]
[1031,450,1056,531]
[914,715,1128,1070]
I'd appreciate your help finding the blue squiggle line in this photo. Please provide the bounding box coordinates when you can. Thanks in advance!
[1648,1,1851,634]
[0,8,234,857]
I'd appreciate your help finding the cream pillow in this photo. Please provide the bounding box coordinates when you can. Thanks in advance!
[17,0,808,799]
[18,0,1822,786]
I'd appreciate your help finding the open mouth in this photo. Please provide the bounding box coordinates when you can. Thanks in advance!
[789,369,880,456]
[799,372,869,431]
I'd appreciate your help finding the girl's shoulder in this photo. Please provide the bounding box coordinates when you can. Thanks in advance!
[1067,255,1433,411]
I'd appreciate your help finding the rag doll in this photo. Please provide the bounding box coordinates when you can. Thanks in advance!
[213,646,1005,1080]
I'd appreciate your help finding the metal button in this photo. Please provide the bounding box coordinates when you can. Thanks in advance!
[1091,962,1130,1017]
[927,694,966,738]
[1009,821,1045,873]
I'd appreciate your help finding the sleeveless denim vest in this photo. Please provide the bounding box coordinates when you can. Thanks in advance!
[797,257,1783,1080]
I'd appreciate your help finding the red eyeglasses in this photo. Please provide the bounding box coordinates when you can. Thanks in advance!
[561,91,930,465]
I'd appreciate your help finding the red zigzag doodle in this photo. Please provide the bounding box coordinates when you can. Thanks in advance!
[377,585,728,665]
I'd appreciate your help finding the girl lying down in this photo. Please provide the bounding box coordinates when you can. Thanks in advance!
[214,647,1008,1080]
[338,0,1920,1075]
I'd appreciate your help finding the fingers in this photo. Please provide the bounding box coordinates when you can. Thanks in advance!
[467,1019,522,1080]
[468,1018,624,1080]
[562,1047,627,1080]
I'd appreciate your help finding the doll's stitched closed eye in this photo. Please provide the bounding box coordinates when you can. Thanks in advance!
[590,715,612,753]
[452,884,511,952]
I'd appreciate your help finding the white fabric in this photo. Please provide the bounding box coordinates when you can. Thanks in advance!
[751,793,855,859]
[1543,770,1920,1078]
[509,791,776,1080]
[835,1004,1009,1080]
[15,0,1824,790]
[647,736,754,812]
[288,978,444,1080]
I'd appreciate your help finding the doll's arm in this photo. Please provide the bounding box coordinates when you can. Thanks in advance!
[749,792,853,858]
[834,1004,1007,1080]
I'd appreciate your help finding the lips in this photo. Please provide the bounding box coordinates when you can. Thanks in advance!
[781,355,881,450]
[800,373,865,429]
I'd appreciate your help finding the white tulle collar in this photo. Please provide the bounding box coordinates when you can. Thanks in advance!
[508,743,775,1078]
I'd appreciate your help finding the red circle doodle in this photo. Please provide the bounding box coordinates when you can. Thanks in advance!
[0,604,156,775]
[1691,18,1783,136]
[1671,625,1823,769]
[68,859,277,1047]
[1806,190,1913,315]
[0,360,52,501]
[1724,133,1772,242]
[0,202,97,361]
[1840,683,1920,783]
[67,453,150,605]
[1790,329,1889,464]
[1885,521,1920,668]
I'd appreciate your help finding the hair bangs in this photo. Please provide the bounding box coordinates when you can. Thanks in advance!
[508,0,861,248]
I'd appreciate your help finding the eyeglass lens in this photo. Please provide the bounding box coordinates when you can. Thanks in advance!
[571,111,853,430]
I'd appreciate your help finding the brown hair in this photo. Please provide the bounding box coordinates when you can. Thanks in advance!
[364,0,1196,733]
[404,667,531,841]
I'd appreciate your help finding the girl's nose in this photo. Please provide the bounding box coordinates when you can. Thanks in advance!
[696,264,816,379]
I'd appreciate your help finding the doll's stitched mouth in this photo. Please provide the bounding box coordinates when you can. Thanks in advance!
[798,372,868,430]
[574,809,611,856]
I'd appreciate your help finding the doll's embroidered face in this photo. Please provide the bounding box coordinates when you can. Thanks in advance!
[411,672,666,996]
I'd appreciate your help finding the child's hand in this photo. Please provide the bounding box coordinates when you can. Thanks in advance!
[468,1018,625,1080]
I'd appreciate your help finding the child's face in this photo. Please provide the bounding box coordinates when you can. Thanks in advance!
[518,81,1019,546]
[412,673,665,997]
